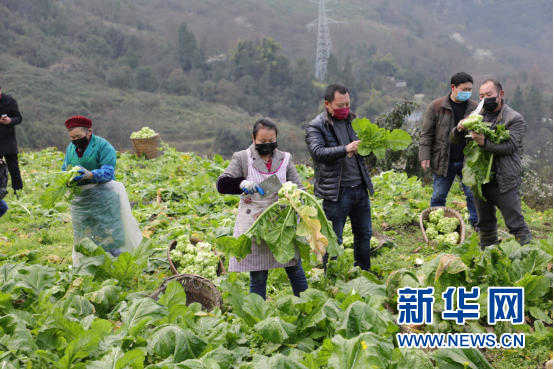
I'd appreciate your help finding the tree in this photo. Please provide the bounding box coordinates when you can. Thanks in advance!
[85,35,113,58]
[136,66,159,92]
[177,22,197,71]
[511,84,525,114]
[167,69,191,95]
[118,49,139,69]
[107,66,136,90]
[525,86,543,125]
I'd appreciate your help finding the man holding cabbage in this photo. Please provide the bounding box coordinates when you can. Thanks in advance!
[62,115,142,266]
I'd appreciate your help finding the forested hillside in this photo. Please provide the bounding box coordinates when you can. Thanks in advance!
[0,0,551,160]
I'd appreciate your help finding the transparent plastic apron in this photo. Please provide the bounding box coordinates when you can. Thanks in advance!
[69,149,141,267]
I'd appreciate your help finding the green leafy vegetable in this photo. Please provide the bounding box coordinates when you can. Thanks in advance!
[462,124,511,200]
[352,117,412,158]
[39,166,82,209]
[217,182,342,263]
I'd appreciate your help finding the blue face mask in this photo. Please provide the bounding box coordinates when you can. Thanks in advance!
[455,90,472,102]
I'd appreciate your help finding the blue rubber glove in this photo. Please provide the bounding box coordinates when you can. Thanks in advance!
[240,180,264,195]
[73,165,92,182]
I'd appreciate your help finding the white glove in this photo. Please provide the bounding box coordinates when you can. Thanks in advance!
[240,180,264,195]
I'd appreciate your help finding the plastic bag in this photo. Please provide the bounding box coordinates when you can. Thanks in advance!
[71,181,142,267]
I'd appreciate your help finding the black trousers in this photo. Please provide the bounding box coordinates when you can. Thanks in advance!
[2,154,23,191]
[473,185,529,235]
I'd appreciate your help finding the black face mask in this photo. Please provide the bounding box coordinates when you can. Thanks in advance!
[255,141,278,156]
[483,96,499,112]
[72,135,89,149]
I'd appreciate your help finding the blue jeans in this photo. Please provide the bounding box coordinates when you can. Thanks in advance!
[250,258,308,300]
[430,161,478,226]
[322,183,372,272]
[0,200,7,218]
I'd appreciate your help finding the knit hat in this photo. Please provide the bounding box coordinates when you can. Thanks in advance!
[65,115,92,130]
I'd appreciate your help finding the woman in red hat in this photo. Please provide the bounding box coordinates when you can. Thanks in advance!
[62,116,142,266]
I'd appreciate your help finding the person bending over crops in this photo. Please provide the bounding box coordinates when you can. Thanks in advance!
[305,84,374,272]
[216,118,308,300]
[419,72,479,231]
[450,79,532,248]
[62,116,142,266]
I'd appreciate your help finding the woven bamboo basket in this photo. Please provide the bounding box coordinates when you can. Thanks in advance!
[420,206,465,244]
[371,232,395,253]
[167,238,226,277]
[149,274,222,311]
[130,133,159,159]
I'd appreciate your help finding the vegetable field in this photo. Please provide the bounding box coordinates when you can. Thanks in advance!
[0,145,552,368]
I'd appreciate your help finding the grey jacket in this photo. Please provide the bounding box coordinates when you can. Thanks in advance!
[419,93,478,177]
[449,101,526,193]
[216,144,305,190]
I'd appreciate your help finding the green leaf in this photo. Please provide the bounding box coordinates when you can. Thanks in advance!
[0,314,38,354]
[515,273,550,301]
[73,255,106,276]
[264,206,298,264]
[39,170,80,209]
[336,276,386,299]
[158,280,188,325]
[384,128,412,151]
[254,317,296,344]
[85,284,122,315]
[147,324,208,362]
[337,301,398,339]
[528,306,553,324]
[327,332,394,369]
[243,293,271,323]
[86,347,145,369]
[131,238,156,266]
[202,346,239,369]
[111,252,139,286]
[216,235,252,262]
[57,331,100,369]
[16,264,57,296]
[432,348,493,369]
[397,349,433,369]
[515,248,551,273]
[121,297,167,329]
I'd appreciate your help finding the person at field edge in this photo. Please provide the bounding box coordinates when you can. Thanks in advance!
[305,84,374,273]
[450,79,532,249]
[216,118,308,300]
[0,159,8,218]
[62,115,142,266]
[419,72,479,231]
[0,86,24,196]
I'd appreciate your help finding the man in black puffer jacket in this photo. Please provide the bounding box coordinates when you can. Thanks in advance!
[0,86,23,193]
[305,84,374,272]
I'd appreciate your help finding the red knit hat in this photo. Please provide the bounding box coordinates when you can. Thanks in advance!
[65,115,92,130]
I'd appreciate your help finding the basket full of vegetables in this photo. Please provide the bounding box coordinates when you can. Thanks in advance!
[420,207,465,245]
[130,127,159,159]
[167,236,226,278]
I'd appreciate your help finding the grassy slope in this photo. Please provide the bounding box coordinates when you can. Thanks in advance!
[1,53,309,162]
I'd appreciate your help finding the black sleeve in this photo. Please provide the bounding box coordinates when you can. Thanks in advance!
[216,176,245,195]
[8,98,22,126]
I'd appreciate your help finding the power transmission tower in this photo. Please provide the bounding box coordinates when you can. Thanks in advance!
[306,0,341,81]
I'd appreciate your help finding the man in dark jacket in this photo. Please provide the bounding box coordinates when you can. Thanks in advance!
[419,72,479,230]
[0,86,23,192]
[305,84,374,272]
[450,79,531,248]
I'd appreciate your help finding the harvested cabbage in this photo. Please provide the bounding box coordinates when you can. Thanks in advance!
[170,235,220,280]
[131,127,156,139]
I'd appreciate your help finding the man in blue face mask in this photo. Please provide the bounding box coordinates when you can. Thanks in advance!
[419,72,479,231]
